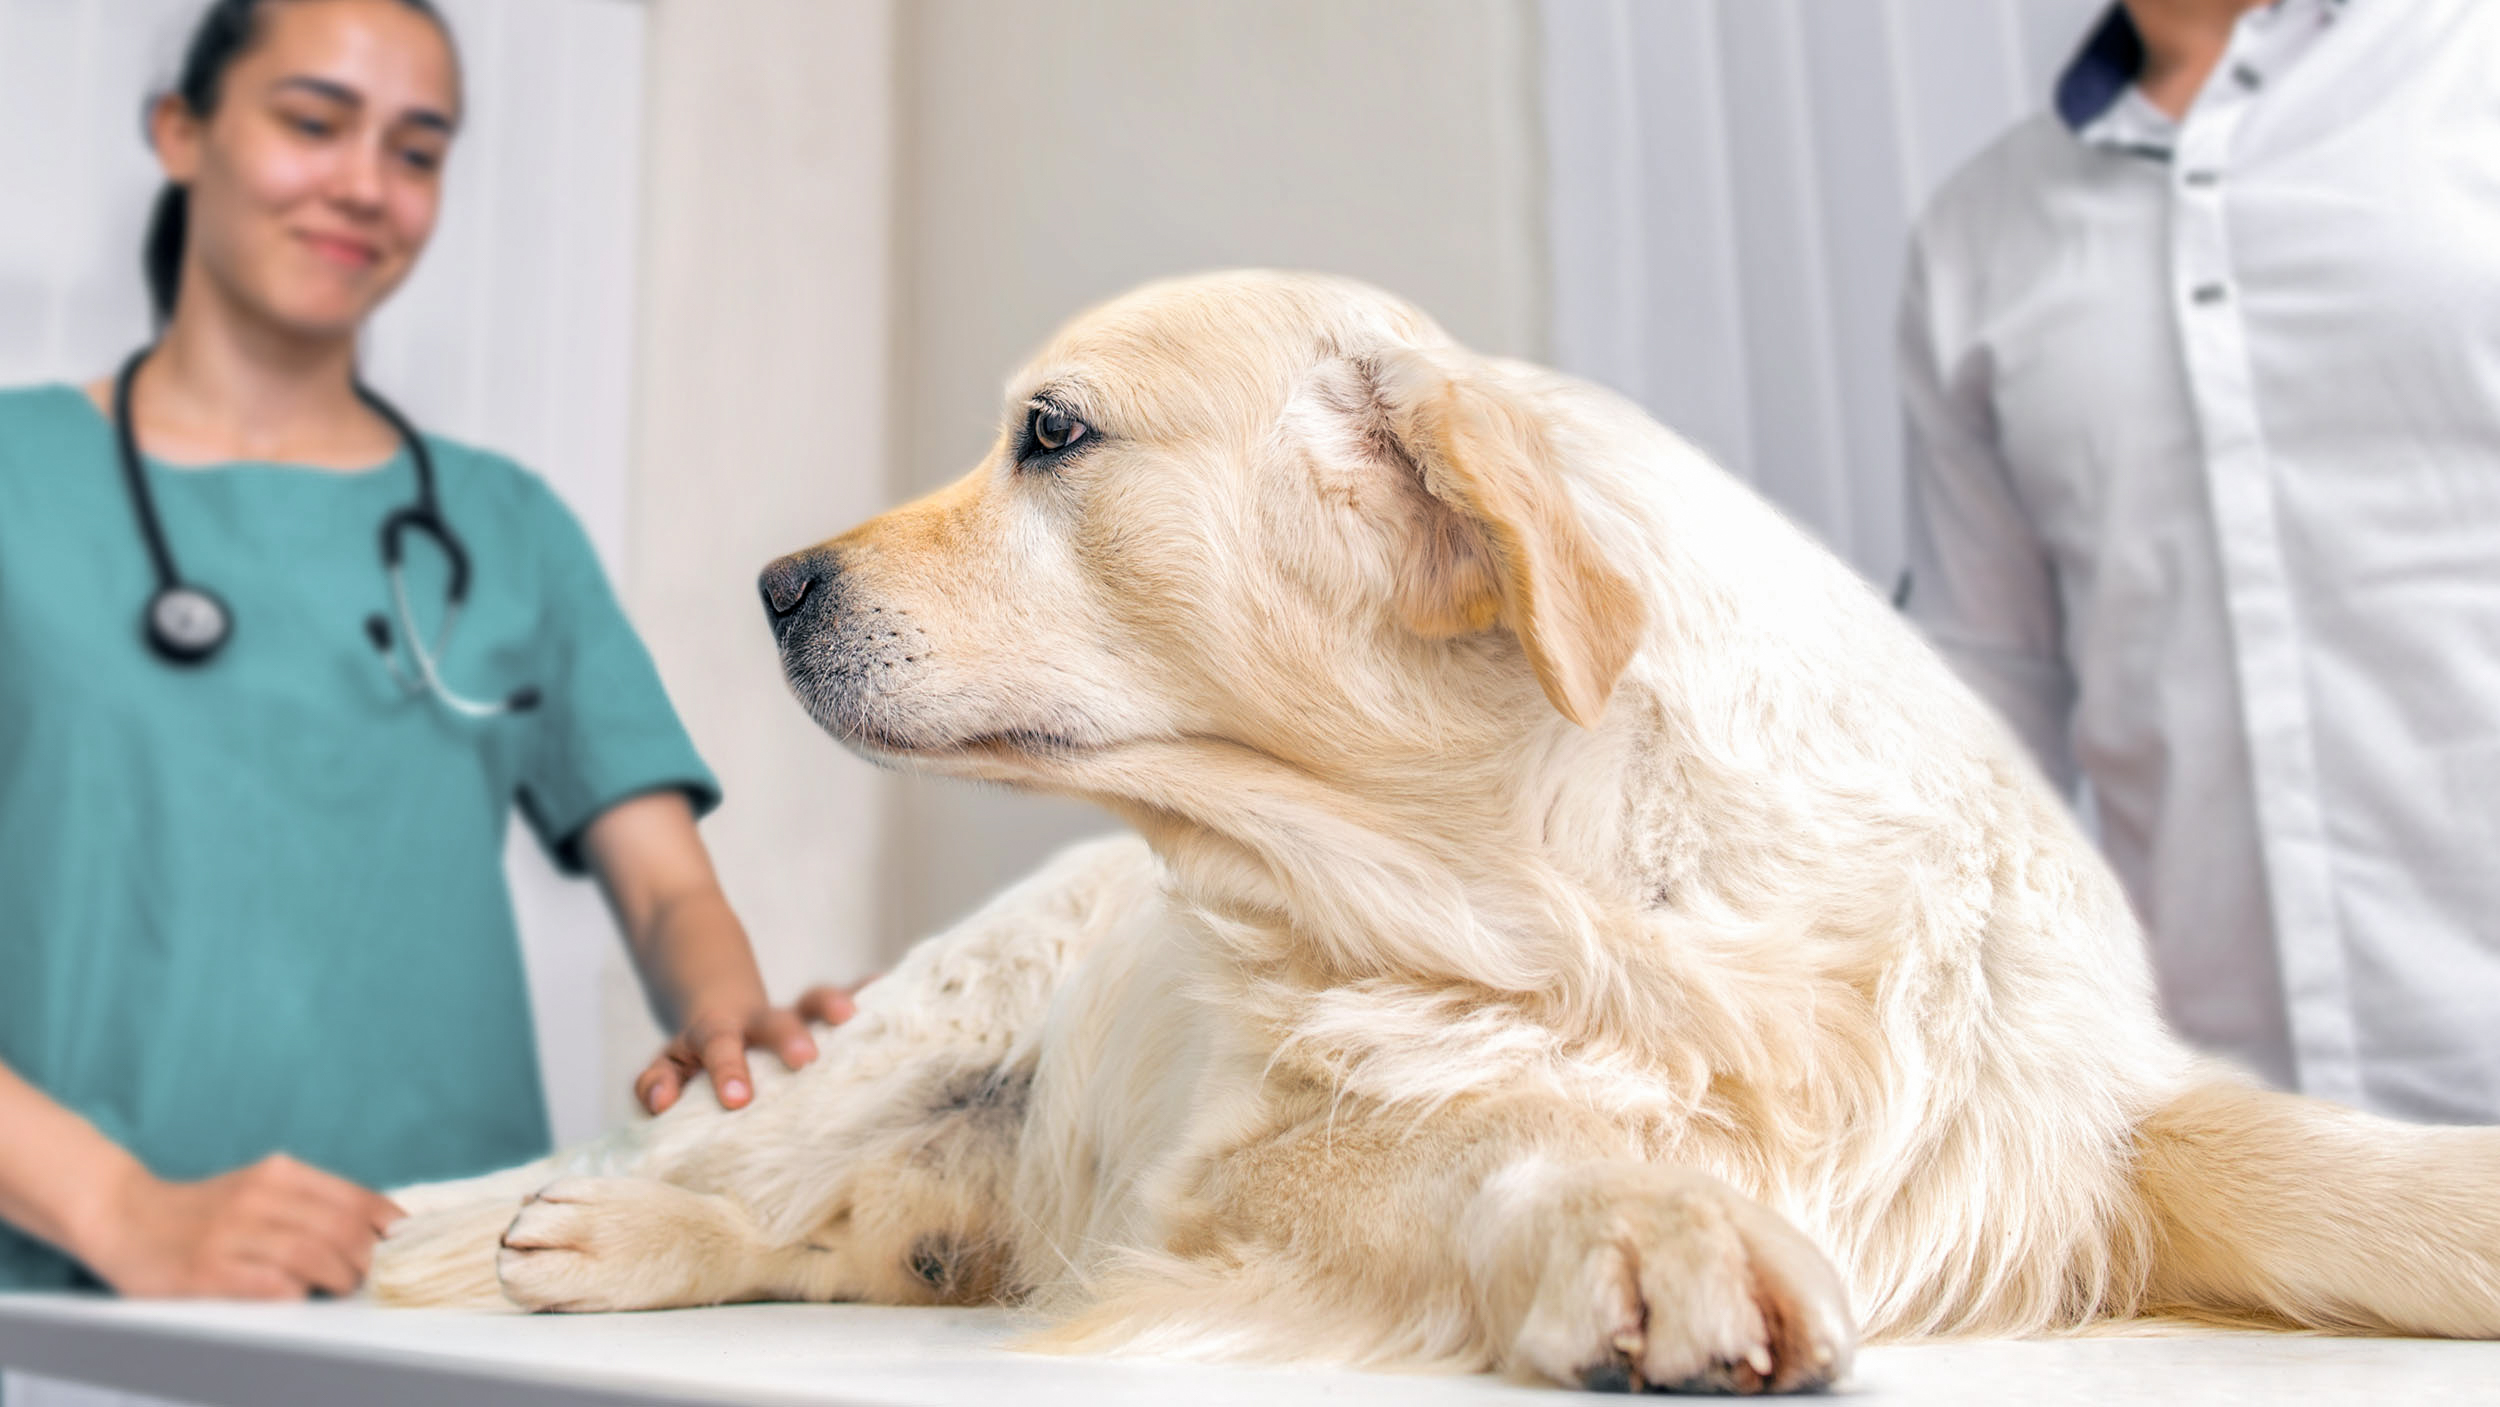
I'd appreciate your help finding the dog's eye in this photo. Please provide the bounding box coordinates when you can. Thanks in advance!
[1035,408,1086,451]
[1021,404,1091,465]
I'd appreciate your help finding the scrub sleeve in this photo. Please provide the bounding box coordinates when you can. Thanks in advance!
[514,475,723,875]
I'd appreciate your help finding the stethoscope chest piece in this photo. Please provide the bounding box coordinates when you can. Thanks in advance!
[145,583,231,664]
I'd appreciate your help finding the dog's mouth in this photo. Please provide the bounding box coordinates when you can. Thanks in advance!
[791,684,1125,781]
[833,709,1263,809]
[844,722,1105,766]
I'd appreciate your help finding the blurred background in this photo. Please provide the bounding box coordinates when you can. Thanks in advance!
[0,0,2101,1142]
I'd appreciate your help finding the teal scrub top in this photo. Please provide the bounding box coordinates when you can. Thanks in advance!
[0,384,719,1289]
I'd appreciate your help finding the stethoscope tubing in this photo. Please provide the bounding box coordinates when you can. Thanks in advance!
[110,345,538,716]
[382,567,534,718]
[110,348,187,597]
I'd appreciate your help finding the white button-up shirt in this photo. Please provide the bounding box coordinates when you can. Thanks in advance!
[1900,0,2500,1120]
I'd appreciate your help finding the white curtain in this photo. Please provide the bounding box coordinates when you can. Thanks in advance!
[1540,0,2105,586]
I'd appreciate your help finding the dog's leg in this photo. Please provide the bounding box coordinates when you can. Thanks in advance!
[379,1054,1043,1314]
[1038,1096,1855,1393]
[495,1176,856,1311]
[2134,1077,2500,1336]
[490,1054,1041,1312]
[372,834,1159,1311]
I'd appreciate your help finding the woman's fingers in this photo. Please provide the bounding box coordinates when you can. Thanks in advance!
[216,1201,354,1298]
[637,1055,683,1114]
[699,1028,753,1108]
[752,1007,818,1069]
[264,1155,406,1235]
[795,983,861,1026]
[245,1162,390,1291]
[262,1198,378,1280]
[638,988,878,1115]
[237,1225,359,1297]
[370,1191,410,1234]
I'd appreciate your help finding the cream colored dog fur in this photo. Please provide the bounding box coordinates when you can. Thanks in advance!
[372,272,2500,1392]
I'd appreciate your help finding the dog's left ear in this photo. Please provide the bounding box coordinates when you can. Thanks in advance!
[1356,346,1646,728]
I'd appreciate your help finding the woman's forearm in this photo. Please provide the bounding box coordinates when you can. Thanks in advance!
[580,791,771,1031]
[583,791,819,1112]
[0,1055,147,1268]
[630,885,771,1031]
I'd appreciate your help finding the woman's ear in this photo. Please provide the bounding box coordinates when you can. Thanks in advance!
[1351,345,1646,729]
[151,93,204,184]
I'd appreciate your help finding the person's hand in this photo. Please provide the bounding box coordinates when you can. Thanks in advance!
[635,979,874,1116]
[793,980,869,1028]
[80,1154,403,1299]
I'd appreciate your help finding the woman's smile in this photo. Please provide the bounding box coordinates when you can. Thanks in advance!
[296,229,382,271]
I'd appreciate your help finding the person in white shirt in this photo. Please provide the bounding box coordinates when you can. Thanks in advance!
[1899,0,2500,1123]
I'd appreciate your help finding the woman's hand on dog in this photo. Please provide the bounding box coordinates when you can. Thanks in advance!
[84,1153,404,1299]
[634,980,874,1116]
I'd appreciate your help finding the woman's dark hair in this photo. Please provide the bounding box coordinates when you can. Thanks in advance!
[142,0,455,326]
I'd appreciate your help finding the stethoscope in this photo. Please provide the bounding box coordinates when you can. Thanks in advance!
[111,347,539,716]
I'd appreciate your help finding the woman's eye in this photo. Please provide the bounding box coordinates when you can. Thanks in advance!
[399,147,442,172]
[287,115,335,138]
[1029,406,1089,455]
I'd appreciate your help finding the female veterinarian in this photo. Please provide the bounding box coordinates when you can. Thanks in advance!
[0,0,851,1300]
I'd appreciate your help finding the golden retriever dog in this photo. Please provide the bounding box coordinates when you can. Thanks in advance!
[373,271,2500,1392]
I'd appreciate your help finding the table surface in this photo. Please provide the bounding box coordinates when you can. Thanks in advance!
[4,1294,2496,1406]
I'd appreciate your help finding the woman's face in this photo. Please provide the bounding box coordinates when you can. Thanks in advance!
[156,0,462,339]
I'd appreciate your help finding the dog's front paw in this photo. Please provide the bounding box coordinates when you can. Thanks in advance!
[496,1177,655,1312]
[1510,1167,1855,1394]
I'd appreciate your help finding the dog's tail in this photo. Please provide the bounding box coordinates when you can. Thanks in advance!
[2132,1077,2500,1337]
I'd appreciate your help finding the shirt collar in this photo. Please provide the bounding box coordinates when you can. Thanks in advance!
[2055,5,2148,132]
[2054,1,2351,151]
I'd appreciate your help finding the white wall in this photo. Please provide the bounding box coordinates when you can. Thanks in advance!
[879,0,1548,950]
[0,0,651,1148]
[609,0,895,1120]
[0,0,195,384]
[0,0,200,381]
[1542,0,2106,585]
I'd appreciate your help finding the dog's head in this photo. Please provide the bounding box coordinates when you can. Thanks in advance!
[761,271,1647,832]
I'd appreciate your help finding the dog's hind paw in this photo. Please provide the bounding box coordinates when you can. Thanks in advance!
[1508,1166,1856,1394]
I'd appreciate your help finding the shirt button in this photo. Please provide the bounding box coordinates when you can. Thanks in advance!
[2192,282,2230,306]
[2232,63,2264,90]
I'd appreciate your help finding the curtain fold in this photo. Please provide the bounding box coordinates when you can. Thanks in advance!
[1540,0,2103,584]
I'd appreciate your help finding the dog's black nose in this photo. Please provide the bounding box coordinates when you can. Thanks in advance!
[760,550,833,627]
